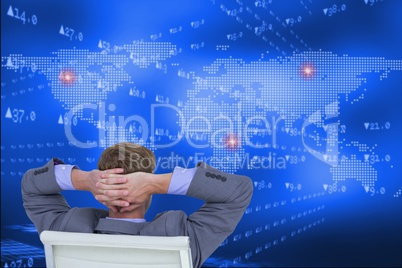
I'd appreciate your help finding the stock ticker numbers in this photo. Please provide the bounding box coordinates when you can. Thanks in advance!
[4,108,36,124]
[227,183,327,265]
[323,4,347,17]
[1,240,44,268]
[59,25,83,42]
[364,0,384,7]
[363,122,391,131]
[6,5,38,26]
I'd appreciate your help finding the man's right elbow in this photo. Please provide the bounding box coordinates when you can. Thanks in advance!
[21,169,33,195]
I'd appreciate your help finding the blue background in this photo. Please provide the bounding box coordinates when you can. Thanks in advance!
[1,0,401,267]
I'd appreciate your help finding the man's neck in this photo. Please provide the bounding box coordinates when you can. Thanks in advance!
[108,208,145,219]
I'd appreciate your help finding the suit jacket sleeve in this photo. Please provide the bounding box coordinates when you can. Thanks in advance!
[186,162,253,267]
[21,158,107,234]
[21,158,71,234]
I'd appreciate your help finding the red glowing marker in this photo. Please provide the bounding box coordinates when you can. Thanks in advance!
[59,69,76,86]
[304,66,312,75]
[300,62,316,79]
[223,133,241,151]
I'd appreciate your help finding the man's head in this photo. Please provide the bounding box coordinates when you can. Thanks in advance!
[97,142,156,216]
[98,142,156,174]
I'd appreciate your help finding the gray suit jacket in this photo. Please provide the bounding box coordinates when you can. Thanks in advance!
[22,159,253,268]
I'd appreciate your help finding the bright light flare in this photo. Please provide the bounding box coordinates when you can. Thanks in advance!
[300,62,316,79]
[223,133,241,151]
[59,69,76,86]
[304,66,313,75]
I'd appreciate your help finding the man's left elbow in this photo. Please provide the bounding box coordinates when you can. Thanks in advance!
[240,175,254,203]
[244,176,254,194]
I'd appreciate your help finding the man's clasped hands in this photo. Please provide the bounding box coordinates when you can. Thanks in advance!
[75,168,171,213]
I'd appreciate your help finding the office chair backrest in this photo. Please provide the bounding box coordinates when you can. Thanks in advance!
[40,230,193,268]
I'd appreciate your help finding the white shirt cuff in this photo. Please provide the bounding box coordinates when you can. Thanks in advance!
[55,164,78,190]
[167,167,196,195]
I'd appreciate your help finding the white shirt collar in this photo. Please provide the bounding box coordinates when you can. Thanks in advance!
[106,217,146,223]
